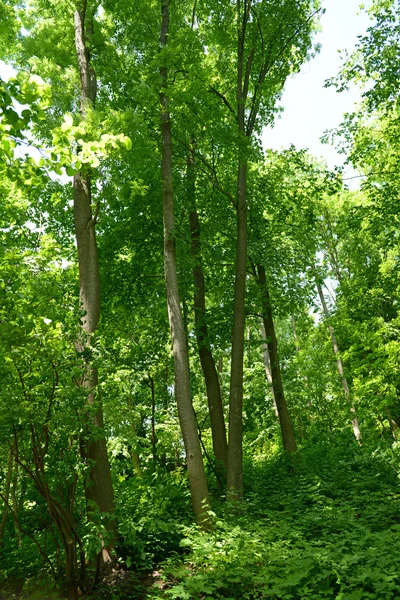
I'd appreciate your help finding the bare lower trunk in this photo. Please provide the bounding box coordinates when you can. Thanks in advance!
[259,318,279,418]
[11,457,21,548]
[316,277,362,442]
[0,448,13,550]
[73,7,115,558]
[227,160,247,499]
[384,407,399,439]
[256,265,297,453]
[160,0,210,525]
[188,150,228,482]
[150,376,157,466]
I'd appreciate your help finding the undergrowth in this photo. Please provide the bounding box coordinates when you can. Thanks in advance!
[145,437,400,599]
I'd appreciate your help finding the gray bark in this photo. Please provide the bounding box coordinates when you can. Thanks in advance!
[316,276,362,442]
[160,0,210,525]
[188,149,228,483]
[256,264,297,453]
[259,318,279,418]
[73,6,115,559]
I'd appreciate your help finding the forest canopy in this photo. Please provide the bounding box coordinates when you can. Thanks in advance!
[1,1,400,599]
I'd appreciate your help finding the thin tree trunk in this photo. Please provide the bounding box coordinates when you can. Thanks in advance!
[315,276,362,442]
[256,264,297,453]
[159,0,210,525]
[11,457,21,548]
[384,406,399,439]
[0,448,13,550]
[259,318,279,418]
[149,376,157,466]
[227,159,247,498]
[188,148,228,482]
[73,6,115,560]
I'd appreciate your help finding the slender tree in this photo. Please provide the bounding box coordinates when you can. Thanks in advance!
[73,2,115,560]
[255,263,297,453]
[315,273,362,442]
[187,146,228,484]
[159,0,210,525]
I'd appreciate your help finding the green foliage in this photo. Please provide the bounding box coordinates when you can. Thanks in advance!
[116,471,192,570]
[150,441,400,600]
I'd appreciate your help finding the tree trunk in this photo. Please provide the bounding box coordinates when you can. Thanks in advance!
[256,264,297,453]
[315,276,362,442]
[11,457,21,548]
[0,448,13,551]
[259,318,279,418]
[73,6,115,560]
[150,376,157,466]
[159,0,210,525]
[188,149,228,482]
[227,159,247,498]
[384,406,399,439]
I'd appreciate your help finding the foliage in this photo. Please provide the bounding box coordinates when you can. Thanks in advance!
[150,441,400,600]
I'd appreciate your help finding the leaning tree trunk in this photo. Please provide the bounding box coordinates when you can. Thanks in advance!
[315,276,362,442]
[256,264,297,453]
[73,5,115,560]
[188,148,228,484]
[160,0,210,525]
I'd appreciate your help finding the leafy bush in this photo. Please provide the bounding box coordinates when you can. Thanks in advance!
[116,470,192,570]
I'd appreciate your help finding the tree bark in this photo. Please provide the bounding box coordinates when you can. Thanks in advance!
[0,448,13,551]
[160,0,210,525]
[259,318,279,418]
[188,149,228,483]
[256,264,297,453]
[227,158,247,498]
[384,406,399,439]
[315,276,362,442]
[73,5,115,560]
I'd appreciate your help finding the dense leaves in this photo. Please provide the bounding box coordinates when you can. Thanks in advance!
[1,0,400,599]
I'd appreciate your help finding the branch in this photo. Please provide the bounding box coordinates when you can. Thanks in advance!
[208,86,237,120]
[0,493,57,580]
[246,8,323,136]
[173,135,237,208]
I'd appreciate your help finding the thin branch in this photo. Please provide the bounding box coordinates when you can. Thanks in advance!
[0,493,57,580]
[173,135,237,208]
[208,87,238,120]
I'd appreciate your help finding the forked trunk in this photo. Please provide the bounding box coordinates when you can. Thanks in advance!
[160,0,210,525]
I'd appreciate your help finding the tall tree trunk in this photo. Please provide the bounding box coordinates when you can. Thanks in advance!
[159,0,210,525]
[188,149,228,482]
[259,318,279,418]
[256,264,297,453]
[227,159,247,498]
[73,5,115,560]
[315,276,362,442]
[226,8,248,496]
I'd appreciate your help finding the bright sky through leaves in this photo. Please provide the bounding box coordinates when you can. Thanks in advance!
[263,0,372,178]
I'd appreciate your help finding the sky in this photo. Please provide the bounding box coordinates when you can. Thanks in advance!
[263,0,373,179]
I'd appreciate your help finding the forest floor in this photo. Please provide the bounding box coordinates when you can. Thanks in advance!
[2,436,400,599]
